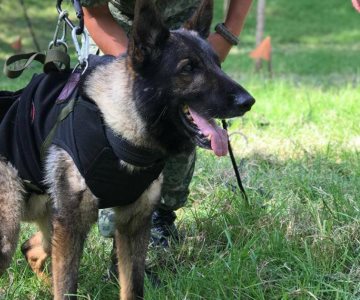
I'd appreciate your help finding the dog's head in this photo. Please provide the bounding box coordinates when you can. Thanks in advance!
[128,0,255,156]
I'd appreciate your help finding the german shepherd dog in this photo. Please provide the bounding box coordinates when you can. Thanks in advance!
[0,0,254,298]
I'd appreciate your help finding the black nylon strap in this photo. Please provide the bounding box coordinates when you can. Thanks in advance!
[222,120,249,207]
[105,127,165,168]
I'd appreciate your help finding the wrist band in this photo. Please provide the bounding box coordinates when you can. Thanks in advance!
[214,23,239,46]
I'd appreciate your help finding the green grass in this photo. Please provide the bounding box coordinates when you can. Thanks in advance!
[1,0,360,299]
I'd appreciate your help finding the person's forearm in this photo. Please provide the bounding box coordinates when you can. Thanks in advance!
[225,0,253,37]
[83,4,128,56]
[208,0,253,62]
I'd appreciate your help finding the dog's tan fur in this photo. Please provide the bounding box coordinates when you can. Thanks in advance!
[0,0,256,298]
[86,62,140,141]
[0,161,23,274]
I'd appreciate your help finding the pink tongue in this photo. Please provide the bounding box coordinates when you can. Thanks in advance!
[189,108,228,156]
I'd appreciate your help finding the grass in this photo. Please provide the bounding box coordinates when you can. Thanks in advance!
[0,0,360,299]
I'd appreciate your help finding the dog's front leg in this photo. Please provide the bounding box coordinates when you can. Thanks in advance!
[51,192,97,300]
[115,212,152,300]
[51,191,97,299]
[114,178,162,300]
[46,148,98,299]
[52,216,85,299]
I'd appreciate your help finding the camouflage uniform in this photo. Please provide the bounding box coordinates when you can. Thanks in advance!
[80,0,200,237]
[81,0,201,32]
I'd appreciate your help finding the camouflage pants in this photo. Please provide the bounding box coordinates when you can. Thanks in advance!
[98,150,196,237]
[81,0,201,32]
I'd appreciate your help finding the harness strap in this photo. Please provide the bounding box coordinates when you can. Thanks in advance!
[4,52,45,78]
[105,127,165,168]
[3,49,70,79]
[40,98,76,160]
[43,49,71,73]
[23,180,44,194]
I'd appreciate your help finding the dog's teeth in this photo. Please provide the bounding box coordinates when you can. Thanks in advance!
[184,106,193,121]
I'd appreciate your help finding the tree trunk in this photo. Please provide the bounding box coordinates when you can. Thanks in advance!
[19,0,41,51]
[255,0,266,71]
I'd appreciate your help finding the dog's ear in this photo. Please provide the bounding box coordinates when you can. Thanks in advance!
[183,0,213,39]
[128,0,170,71]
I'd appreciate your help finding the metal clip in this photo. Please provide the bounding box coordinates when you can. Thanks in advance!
[71,26,89,69]
[49,10,69,52]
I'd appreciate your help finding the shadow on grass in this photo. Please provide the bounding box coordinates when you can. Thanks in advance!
[0,149,358,299]
[146,150,360,299]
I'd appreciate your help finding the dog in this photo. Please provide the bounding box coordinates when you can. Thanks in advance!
[0,0,255,299]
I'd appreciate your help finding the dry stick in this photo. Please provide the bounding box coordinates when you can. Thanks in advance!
[268,52,273,79]
[19,0,40,52]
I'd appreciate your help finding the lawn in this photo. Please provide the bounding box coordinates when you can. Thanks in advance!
[0,0,360,299]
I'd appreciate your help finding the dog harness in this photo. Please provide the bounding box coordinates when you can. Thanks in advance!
[0,67,165,208]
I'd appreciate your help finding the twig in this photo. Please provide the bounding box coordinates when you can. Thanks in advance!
[19,0,41,51]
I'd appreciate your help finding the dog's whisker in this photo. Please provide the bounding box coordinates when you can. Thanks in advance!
[150,105,168,128]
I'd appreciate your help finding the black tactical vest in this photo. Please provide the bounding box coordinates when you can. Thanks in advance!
[0,69,165,208]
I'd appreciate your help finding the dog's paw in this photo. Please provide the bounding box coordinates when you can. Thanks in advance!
[21,232,50,284]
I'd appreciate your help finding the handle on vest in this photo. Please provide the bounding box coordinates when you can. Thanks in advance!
[3,49,70,79]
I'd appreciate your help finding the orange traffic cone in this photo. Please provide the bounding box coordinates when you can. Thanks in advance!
[250,36,272,76]
[250,36,272,61]
[10,36,22,53]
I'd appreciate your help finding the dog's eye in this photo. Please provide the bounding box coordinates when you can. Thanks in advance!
[182,63,193,72]
[177,59,194,74]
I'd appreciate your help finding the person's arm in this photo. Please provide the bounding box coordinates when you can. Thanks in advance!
[208,0,253,62]
[83,4,128,56]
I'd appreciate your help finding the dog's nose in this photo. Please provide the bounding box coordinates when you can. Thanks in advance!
[233,94,255,111]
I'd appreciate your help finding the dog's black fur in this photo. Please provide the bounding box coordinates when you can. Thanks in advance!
[110,0,254,155]
[0,0,255,299]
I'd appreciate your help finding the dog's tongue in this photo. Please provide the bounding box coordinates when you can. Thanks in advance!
[189,108,228,156]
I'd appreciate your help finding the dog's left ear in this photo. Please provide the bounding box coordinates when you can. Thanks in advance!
[128,0,170,72]
[183,0,213,39]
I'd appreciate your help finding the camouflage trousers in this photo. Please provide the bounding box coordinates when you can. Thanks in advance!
[81,0,201,32]
[98,150,196,237]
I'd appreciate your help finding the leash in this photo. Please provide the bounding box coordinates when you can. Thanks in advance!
[3,50,71,79]
[222,120,249,207]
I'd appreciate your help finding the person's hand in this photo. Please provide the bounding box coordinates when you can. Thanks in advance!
[207,32,233,63]
[353,0,360,12]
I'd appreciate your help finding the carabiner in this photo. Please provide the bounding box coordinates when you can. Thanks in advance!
[49,10,69,51]
[71,26,89,67]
